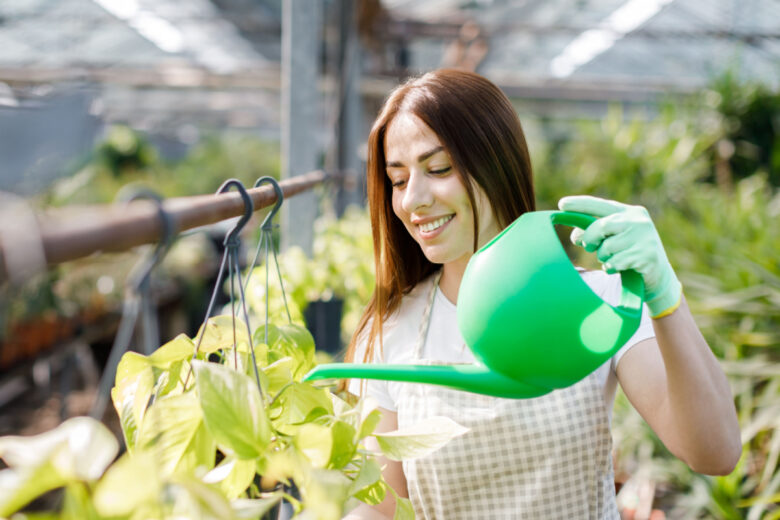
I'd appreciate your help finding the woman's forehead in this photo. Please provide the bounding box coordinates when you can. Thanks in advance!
[384,113,445,163]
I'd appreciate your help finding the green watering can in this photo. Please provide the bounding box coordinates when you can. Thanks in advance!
[303,210,644,398]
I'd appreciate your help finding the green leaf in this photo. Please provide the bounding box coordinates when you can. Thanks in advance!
[92,450,161,517]
[272,382,333,435]
[202,457,257,499]
[0,416,118,481]
[358,409,382,441]
[255,323,315,378]
[374,416,469,461]
[329,420,357,469]
[263,357,295,395]
[348,457,383,501]
[254,342,269,367]
[193,360,272,459]
[148,333,195,368]
[354,479,386,506]
[295,423,332,469]
[170,476,234,520]
[197,315,251,354]
[113,351,150,387]
[299,468,351,520]
[260,448,308,485]
[0,463,66,517]
[61,482,100,520]
[137,392,216,476]
[111,353,155,450]
[329,392,353,419]
[154,359,186,398]
[0,418,117,517]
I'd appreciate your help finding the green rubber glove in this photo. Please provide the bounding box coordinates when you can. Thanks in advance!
[558,195,682,318]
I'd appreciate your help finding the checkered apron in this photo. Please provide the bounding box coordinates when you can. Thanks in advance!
[396,272,619,519]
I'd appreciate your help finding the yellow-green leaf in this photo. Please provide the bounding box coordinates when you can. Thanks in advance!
[193,361,272,459]
[0,463,66,517]
[295,423,332,469]
[272,382,333,435]
[375,416,468,462]
[358,409,382,440]
[137,392,215,477]
[196,315,251,354]
[111,354,155,450]
[93,451,161,517]
[348,457,383,500]
[0,417,118,481]
[148,334,195,368]
[202,457,257,499]
[329,420,357,469]
[264,356,295,395]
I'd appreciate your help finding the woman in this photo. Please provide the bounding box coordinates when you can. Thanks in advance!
[343,69,740,519]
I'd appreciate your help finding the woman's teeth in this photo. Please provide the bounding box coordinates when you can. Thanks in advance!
[419,215,453,233]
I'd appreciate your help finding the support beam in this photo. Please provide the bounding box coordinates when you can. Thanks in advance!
[281,0,322,255]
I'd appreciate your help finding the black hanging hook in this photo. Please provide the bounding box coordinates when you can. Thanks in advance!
[216,179,254,247]
[91,187,176,419]
[185,177,263,397]
[254,176,284,232]
[119,188,176,291]
[243,176,292,326]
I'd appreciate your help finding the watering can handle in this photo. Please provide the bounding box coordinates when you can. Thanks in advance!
[551,211,644,319]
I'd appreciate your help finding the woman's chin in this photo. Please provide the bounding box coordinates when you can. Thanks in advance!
[420,247,467,268]
[420,247,448,265]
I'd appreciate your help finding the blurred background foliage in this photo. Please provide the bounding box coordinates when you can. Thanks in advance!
[42,129,280,206]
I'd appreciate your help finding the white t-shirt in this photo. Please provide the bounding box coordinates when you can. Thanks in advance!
[349,269,655,419]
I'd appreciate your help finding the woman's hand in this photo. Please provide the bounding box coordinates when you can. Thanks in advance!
[558,195,682,318]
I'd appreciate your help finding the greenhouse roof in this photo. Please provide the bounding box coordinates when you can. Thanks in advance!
[0,0,775,92]
[381,0,780,90]
[0,0,277,74]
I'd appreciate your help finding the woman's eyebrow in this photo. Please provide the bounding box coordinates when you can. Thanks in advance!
[386,146,444,168]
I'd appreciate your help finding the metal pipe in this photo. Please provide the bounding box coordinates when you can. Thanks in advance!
[0,169,329,282]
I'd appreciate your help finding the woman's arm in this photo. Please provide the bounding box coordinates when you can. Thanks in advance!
[616,298,741,475]
[558,195,741,475]
[343,407,409,519]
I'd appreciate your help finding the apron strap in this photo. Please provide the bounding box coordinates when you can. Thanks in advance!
[414,270,443,360]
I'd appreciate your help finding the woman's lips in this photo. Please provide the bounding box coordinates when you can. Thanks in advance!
[417,214,454,240]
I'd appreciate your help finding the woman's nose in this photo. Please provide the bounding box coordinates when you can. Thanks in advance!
[402,171,434,213]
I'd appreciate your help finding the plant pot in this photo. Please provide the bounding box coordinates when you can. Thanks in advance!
[303,298,343,355]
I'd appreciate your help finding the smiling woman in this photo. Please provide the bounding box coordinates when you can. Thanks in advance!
[341,69,740,520]
[384,112,501,295]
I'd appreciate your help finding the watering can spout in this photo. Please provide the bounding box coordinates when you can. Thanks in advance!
[303,363,551,399]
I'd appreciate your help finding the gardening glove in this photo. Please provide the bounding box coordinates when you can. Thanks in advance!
[558,195,682,319]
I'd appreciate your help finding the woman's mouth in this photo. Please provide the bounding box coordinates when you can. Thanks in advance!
[417,214,454,238]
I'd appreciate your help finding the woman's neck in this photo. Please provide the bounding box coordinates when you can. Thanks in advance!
[439,259,468,305]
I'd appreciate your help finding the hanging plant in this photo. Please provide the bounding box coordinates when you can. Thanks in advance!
[0,316,469,519]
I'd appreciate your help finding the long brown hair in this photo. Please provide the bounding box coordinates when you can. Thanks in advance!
[343,69,535,377]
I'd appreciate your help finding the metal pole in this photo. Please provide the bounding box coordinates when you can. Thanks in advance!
[281,0,322,255]
[0,170,329,283]
[335,0,365,214]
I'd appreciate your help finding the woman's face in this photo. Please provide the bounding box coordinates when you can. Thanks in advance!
[384,112,501,271]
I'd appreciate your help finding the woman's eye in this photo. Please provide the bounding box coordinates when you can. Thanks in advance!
[428,166,452,175]
[391,179,406,188]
